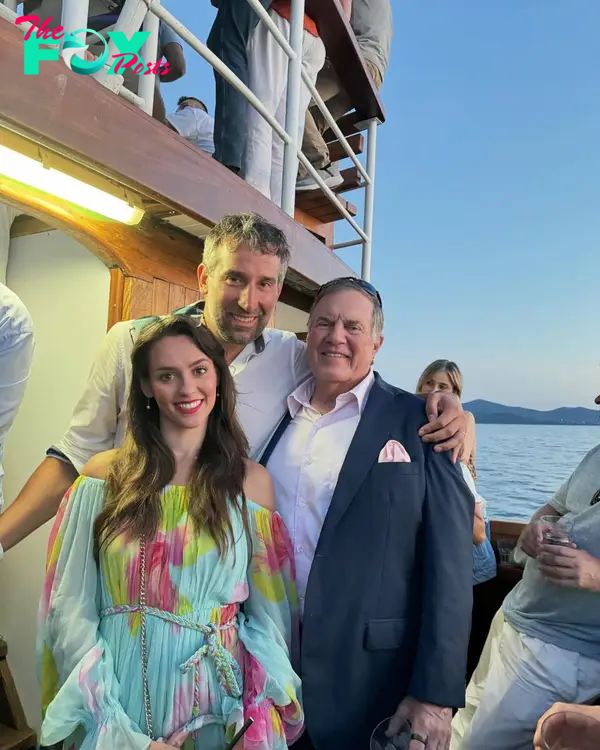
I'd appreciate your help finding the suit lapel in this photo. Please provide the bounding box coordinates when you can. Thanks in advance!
[317,375,396,550]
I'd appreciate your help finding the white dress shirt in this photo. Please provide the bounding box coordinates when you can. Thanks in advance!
[266,370,375,614]
[0,284,35,510]
[166,108,215,155]
[53,320,310,471]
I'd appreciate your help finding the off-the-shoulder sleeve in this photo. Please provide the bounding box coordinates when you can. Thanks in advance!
[37,476,150,750]
[237,505,303,749]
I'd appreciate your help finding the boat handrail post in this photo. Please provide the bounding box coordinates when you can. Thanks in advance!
[280,0,306,217]
[60,0,90,63]
[355,116,380,282]
[103,0,149,73]
[137,1,160,116]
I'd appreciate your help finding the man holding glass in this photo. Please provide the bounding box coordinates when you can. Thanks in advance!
[451,443,600,750]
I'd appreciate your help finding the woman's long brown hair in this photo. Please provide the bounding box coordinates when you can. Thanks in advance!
[94,316,250,557]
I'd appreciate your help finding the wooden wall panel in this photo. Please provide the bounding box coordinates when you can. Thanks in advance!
[152,279,170,316]
[107,269,125,329]
[108,273,202,328]
[185,287,199,306]
[168,283,186,312]
[122,277,153,320]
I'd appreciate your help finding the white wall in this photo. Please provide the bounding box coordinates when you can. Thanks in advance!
[0,229,110,731]
[275,300,308,333]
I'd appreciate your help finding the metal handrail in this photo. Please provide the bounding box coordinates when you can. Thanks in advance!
[145,0,372,240]
[146,0,369,240]
[300,70,372,184]
[1,0,379,279]
[149,3,294,148]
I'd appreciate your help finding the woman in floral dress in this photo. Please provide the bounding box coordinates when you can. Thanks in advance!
[38,316,303,750]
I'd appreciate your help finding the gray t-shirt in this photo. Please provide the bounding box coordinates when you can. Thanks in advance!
[504,443,600,659]
[351,0,392,79]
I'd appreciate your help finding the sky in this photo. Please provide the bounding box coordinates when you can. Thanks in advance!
[162,0,600,410]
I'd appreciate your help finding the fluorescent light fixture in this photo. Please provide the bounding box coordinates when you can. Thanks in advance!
[0,145,144,225]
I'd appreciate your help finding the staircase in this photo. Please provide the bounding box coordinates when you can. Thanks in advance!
[0,640,36,750]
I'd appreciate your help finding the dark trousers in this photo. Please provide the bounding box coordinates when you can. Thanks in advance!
[207,0,272,170]
[293,731,316,750]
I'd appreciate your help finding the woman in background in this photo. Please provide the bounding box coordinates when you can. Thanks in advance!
[38,317,302,750]
[416,359,496,585]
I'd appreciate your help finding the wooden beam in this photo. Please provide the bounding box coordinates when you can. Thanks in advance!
[335,167,363,194]
[107,269,125,330]
[490,519,525,542]
[295,169,362,215]
[0,175,200,287]
[0,20,353,290]
[294,206,335,246]
[305,0,385,123]
[326,133,364,163]
[323,112,363,142]
[279,284,315,313]
[9,215,51,238]
[310,199,358,224]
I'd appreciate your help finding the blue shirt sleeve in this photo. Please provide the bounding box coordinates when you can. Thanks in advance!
[473,519,498,585]
[158,21,182,55]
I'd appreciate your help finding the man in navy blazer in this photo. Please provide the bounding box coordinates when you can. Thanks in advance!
[260,278,475,750]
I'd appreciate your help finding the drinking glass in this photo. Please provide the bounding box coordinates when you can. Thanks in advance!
[541,710,600,749]
[539,515,574,547]
[370,717,412,750]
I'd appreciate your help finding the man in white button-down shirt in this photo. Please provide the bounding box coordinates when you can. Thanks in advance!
[0,213,467,557]
[260,279,474,750]
[0,283,35,514]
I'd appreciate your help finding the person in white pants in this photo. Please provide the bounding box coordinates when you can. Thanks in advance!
[451,443,600,750]
[243,3,325,207]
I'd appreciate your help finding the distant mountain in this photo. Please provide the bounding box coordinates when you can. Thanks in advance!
[463,399,600,426]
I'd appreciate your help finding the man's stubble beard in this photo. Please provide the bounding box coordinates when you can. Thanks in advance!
[215,308,269,346]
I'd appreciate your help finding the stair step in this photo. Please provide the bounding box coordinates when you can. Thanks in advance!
[0,724,36,750]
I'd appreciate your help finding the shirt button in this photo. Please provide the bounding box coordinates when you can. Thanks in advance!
[297,545,305,553]
[299,501,306,508]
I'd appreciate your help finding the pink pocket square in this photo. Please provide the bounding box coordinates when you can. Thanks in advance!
[378,439,411,463]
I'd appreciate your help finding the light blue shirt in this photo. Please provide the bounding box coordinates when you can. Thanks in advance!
[504,444,600,659]
[460,463,497,585]
[0,284,35,510]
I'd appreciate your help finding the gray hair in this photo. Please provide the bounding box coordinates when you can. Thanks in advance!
[308,278,384,340]
[202,212,291,283]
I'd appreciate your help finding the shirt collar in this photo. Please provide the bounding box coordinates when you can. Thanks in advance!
[287,369,375,418]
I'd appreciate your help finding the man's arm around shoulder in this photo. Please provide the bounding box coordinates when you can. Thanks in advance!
[0,322,128,554]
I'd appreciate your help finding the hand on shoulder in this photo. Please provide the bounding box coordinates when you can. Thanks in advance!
[82,449,119,480]
[243,459,275,512]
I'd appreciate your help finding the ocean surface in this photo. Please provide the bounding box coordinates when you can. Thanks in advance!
[474,424,600,521]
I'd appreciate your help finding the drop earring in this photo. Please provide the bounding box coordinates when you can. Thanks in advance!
[146,398,151,410]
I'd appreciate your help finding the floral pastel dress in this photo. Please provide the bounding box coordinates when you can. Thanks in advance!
[38,476,303,750]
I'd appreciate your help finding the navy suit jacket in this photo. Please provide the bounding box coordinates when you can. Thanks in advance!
[260,373,475,750]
